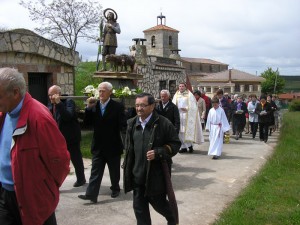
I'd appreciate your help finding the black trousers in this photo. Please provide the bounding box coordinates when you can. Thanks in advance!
[259,123,269,141]
[86,152,120,197]
[250,122,258,138]
[133,185,176,225]
[0,185,56,225]
[67,142,85,182]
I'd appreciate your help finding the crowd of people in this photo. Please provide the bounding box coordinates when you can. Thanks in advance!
[0,67,282,225]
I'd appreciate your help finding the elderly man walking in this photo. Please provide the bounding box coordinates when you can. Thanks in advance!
[0,68,70,225]
[78,82,126,203]
[123,93,181,225]
[156,89,180,134]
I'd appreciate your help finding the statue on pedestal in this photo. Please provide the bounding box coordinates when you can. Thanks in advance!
[97,8,121,71]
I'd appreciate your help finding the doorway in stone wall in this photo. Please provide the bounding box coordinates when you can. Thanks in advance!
[28,73,51,106]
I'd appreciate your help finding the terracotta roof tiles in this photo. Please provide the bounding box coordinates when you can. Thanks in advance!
[181,57,228,65]
[196,69,265,82]
[143,24,179,33]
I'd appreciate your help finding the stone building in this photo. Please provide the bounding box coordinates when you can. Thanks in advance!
[189,69,265,97]
[182,57,228,75]
[133,13,186,98]
[0,29,79,105]
[132,13,264,99]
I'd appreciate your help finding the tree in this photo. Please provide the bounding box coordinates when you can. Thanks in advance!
[0,28,7,32]
[260,67,285,95]
[20,0,102,51]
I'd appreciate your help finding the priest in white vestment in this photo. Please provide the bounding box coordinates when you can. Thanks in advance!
[172,83,204,153]
[205,97,230,159]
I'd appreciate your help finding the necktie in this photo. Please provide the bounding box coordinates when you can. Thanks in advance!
[52,104,56,119]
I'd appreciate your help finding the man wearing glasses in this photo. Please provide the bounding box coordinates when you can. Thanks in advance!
[123,93,181,225]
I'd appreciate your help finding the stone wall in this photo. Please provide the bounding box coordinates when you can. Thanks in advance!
[136,55,186,98]
[0,29,79,95]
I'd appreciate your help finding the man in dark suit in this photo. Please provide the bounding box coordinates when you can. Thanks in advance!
[155,89,180,134]
[48,85,86,187]
[255,95,272,143]
[78,82,126,203]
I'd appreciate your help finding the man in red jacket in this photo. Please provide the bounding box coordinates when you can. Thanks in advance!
[0,68,70,225]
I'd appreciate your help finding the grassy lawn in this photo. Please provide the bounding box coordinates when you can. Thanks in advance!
[80,130,93,159]
[214,111,300,225]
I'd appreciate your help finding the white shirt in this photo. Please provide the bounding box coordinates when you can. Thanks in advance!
[139,113,153,130]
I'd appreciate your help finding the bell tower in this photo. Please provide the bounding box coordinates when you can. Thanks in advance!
[143,13,179,58]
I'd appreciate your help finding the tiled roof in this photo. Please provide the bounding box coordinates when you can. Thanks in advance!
[143,25,179,32]
[196,69,265,82]
[278,93,300,99]
[181,57,228,65]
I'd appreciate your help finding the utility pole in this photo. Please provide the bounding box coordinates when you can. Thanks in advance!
[273,68,278,94]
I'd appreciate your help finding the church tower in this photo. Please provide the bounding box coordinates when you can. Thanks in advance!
[143,13,179,58]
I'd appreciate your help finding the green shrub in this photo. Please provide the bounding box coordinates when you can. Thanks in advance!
[74,61,102,109]
[288,99,300,111]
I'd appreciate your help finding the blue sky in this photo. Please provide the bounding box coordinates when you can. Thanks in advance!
[1,0,300,76]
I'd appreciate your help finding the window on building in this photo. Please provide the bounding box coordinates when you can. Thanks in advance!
[151,36,156,47]
[169,80,176,97]
[206,87,211,93]
[235,84,240,92]
[224,87,231,93]
[159,80,167,92]
[244,84,249,92]
[253,85,258,91]
[169,36,173,46]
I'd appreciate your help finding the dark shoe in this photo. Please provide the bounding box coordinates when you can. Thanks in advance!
[239,133,242,138]
[212,155,219,160]
[188,146,194,153]
[260,139,264,141]
[111,190,120,198]
[73,179,86,187]
[235,134,239,140]
[179,148,187,153]
[78,195,97,203]
[245,131,249,134]
[264,139,267,143]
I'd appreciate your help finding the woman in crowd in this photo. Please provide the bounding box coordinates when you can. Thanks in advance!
[247,94,259,139]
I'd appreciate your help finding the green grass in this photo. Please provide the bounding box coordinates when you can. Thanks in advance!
[80,130,93,159]
[214,111,300,225]
[281,76,300,92]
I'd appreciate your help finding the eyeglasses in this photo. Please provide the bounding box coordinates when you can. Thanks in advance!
[135,104,149,108]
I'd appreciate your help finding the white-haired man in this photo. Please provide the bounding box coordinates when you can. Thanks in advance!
[78,82,126,203]
[156,89,180,134]
[0,68,70,225]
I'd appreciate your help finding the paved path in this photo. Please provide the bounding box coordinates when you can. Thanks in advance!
[56,131,278,225]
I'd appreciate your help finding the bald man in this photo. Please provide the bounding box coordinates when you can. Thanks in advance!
[48,85,86,187]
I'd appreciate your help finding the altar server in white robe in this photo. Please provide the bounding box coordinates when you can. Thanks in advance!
[172,82,204,153]
[206,97,230,159]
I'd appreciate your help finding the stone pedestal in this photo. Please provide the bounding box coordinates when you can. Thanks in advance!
[93,71,143,89]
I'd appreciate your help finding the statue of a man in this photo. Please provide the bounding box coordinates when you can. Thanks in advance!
[101,10,121,71]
